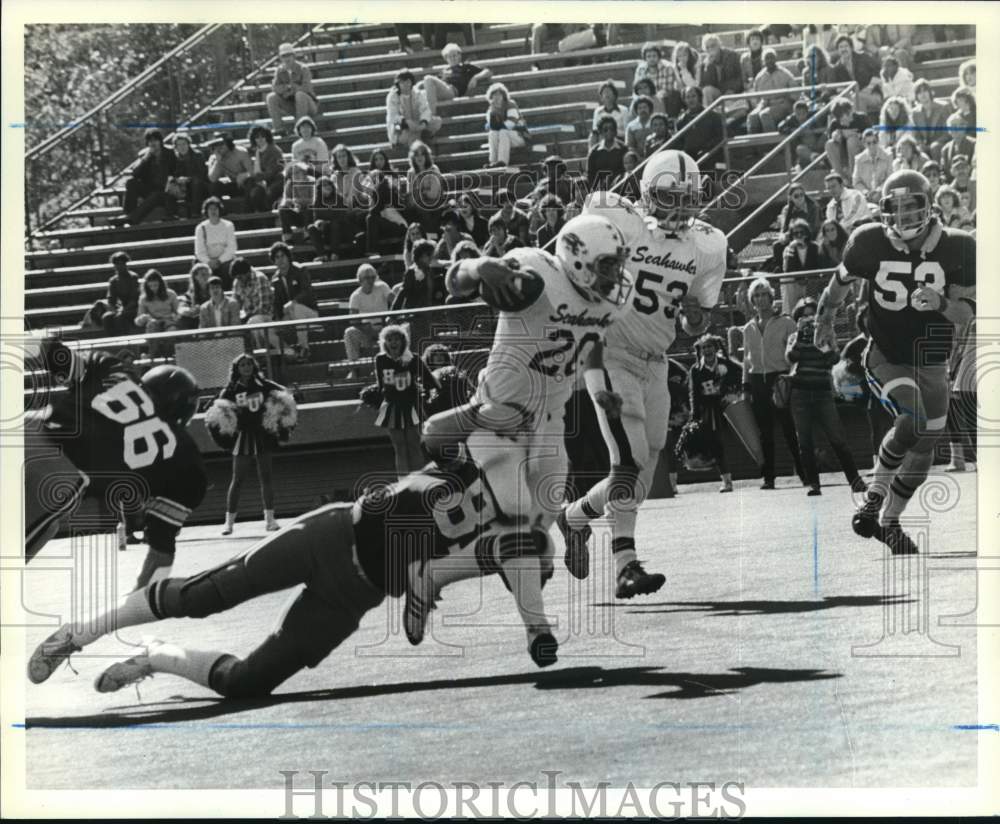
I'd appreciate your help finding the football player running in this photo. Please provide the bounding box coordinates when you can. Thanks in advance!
[814,170,975,554]
[27,463,562,696]
[416,214,631,650]
[558,150,728,598]
[24,337,206,590]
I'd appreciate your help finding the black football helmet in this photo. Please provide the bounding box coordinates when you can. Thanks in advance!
[880,170,932,242]
[141,364,200,427]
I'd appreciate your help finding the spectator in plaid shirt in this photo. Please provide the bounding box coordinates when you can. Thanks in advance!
[231,257,280,353]
[633,42,683,118]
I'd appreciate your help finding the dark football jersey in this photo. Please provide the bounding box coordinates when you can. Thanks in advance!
[353,463,500,597]
[837,221,976,365]
[43,351,206,530]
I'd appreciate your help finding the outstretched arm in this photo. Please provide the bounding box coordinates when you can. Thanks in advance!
[815,270,854,349]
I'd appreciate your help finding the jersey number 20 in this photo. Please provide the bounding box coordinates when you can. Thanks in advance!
[91,379,177,470]
[873,260,945,311]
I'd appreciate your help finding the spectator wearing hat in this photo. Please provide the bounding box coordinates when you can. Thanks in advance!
[853,128,893,201]
[534,195,565,248]
[824,98,870,179]
[290,115,329,167]
[911,79,950,161]
[386,70,441,150]
[246,126,285,213]
[194,197,238,288]
[165,129,207,220]
[199,275,240,328]
[266,42,319,136]
[878,54,914,104]
[699,33,743,105]
[392,239,448,309]
[779,99,824,170]
[231,257,280,353]
[785,297,865,495]
[116,128,177,226]
[207,134,254,203]
[433,212,475,260]
[484,82,528,167]
[824,172,870,232]
[644,113,671,158]
[831,35,882,116]
[344,263,393,368]
[587,115,627,190]
[747,48,796,134]
[102,251,141,335]
[634,42,683,119]
[419,43,492,116]
[674,86,725,161]
[269,241,318,359]
[590,80,628,149]
[689,333,741,493]
[624,95,655,158]
[780,218,821,312]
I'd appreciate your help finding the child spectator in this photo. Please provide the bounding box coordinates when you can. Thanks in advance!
[269,241,319,359]
[194,197,238,287]
[590,80,627,148]
[921,160,942,199]
[587,116,627,190]
[534,195,565,249]
[853,128,893,201]
[672,41,701,92]
[824,172,870,232]
[266,42,318,136]
[877,96,913,151]
[824,98,870,179]
[484,82,528,168]
[116,128,176,226]
[624,95,655,158]
[344,263,393,369]
[634,42,682,118]
[290,115,329,167]
[878,54,914,103]
[699,33,743,105]
[177,262,212,329]
[102,251,141,335]
[198,276,240,328]
[165,129,207,220]
[246,126,285,212]
[689,333,741,492]
[892,135,929,172]
[911,80,950,161]
[207,134,253,202]
[135,269,180,358]
[419,43,493,116]
[747,49,796,133]
[385,69,441,149]
[816,219,849,268]
[392,239,447,308]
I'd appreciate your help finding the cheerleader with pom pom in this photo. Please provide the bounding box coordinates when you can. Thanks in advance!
[206,354,297,534]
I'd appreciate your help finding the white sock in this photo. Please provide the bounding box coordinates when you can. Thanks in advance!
[73,588,156,648]
[148,643,226,688]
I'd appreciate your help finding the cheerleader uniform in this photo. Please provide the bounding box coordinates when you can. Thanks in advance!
[373,352,438,429]
[689,357,741,474]
[220,374,285,455]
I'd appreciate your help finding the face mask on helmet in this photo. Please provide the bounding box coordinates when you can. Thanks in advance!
[880,192,930,241]
[643,182,701,233]
[588,252,633,307]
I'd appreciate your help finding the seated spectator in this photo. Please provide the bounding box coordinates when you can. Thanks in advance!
[496,190,531,238]
[877,96,913,151]
[266,42,319,136]
[405,140,445,233]
[102,251,141,335]
[392,239,448,309]
[115,128,176,226]
[644,113,671,158]
[534,195,565,249]
[586,116,627,190]
[935,185,968,228]
[450,240,480,264]
[911,80,950,160]
[824,172,870,232]
[80,300,109,333]
[482,212,520,257]
[246,126,285,212]
[778,98,824,169]
[165,129,207,220]
[403,222,428,269]
[780,218,821,311]
[699,33,743,105]
[802,24,837,56]
[947,154,976,211]
[675,86,725,161]
[270,241,319,358]
[135,269,179,358]
[456,193,490,247]
[831,34,882,115]
[740,28,766,92]
[816,219,849,268]
[852,128,893,201]
[207,133,254,205]
[433,212,475,260]
[290,116,329,167]
[199,276,241,328]
[418,43,492,116]
[747,49,796,134]
[627,78,665,125]
[921,160,942,199]
[344,263,392,371]
[313,144,368,259]
[194,196,238,287]
[177,262,212,329]
[824,98,869,179]
[624,95,655,157]
[946,86,977,145]
[672,41,702,93]
[385,69,442,150]
[365,158,408,253]
[484,82,528,168]
[529,23,601,57]
[892,135,929,172]
[760,24,794,44]
[613,151,643,201]
[590,80,627,148]
[878,54,914,104]
[770,183,821,268]
[231,257,280,353]
[277,162,317,243]
[958,58,975,91]
[799,45,841,100]
[634,42,683,118]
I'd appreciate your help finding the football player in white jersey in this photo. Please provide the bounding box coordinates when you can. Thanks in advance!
[558,150,729,598]
[410,215,631,651]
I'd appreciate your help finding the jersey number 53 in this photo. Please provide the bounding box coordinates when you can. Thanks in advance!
[633,270,689,319]
[91,379,177,470]
[873,260,945,311]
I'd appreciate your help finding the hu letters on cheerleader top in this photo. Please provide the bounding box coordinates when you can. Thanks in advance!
[381,368,412,391]
[234,390,264,412]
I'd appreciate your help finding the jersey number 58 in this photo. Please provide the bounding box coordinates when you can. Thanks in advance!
[91,379,177,470]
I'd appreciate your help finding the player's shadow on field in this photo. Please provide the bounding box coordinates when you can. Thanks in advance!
[594,594,913,616]
[23,665,840,727]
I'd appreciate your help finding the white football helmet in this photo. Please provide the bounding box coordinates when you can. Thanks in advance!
[582,190,647,257]
[640,149,703,233]
[554,215,632,307]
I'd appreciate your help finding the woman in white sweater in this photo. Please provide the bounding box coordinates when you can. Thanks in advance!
[484,82,528,167]
[194,196,239,287]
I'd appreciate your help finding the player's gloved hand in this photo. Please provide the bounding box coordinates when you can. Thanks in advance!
[477,259,530,305]
[910,285,943,312]
[592,390,623,419]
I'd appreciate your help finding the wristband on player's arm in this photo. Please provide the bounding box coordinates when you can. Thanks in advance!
[584,367,610,396]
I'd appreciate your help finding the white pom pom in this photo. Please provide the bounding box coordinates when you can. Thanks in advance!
[262,390,298,435]
[204,398,238,436]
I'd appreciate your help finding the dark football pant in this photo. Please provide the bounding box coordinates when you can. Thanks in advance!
[864,343,950,450]
[148,504,385,698]
[24,440,89,562]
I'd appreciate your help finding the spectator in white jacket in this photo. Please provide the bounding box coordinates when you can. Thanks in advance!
[194,196,238,288]
[878,54,914,104]
[484,82,528,167]
[385,70,442,149]
[852,128,894,201]
[824,172,871,231]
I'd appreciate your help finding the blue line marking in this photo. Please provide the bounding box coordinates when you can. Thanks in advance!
[812,510,819,597]
[952,724,999,732]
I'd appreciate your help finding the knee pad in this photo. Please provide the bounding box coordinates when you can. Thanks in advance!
[606,463,640,510]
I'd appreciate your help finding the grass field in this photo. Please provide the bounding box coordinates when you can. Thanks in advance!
[19,470,980,791]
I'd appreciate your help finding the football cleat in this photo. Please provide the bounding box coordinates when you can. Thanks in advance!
[94,648,156,693]
[27,625,81,684]
[527,628,559,668]
[852,493,884,539]
[556,509,591,580]
[615,560,666,599]
[873,521,919,556]
[403,559,439,646]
